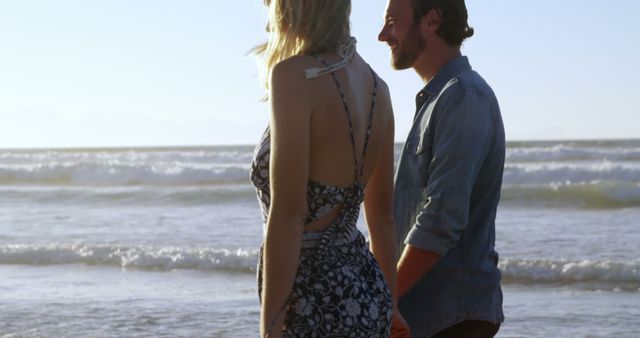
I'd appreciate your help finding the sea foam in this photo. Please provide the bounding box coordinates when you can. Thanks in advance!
[2,245,639,289]
[0,244,258,272]
[0,162,250,186]
[500,258,640,285]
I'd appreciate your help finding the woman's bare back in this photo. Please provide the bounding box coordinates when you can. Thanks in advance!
[273,52,394,231]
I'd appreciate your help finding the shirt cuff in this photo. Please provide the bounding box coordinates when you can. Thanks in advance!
[404,226,450,256]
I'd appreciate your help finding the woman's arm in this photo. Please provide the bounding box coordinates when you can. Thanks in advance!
[363,92,397,303]
[363,92,411,337]
[260,60,311,338]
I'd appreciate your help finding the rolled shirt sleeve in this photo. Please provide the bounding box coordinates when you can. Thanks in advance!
[405,86,494,256]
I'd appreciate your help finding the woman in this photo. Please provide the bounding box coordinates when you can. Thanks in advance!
[251,1,408,336]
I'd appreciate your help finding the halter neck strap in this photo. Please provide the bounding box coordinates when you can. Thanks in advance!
[304,37,357,79]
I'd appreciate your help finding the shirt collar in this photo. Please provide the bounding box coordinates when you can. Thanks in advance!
[415,55,471,109]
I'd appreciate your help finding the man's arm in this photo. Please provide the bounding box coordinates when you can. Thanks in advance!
[397,245,440,298]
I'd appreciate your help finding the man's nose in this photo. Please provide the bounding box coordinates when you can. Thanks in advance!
[378,26,388,42]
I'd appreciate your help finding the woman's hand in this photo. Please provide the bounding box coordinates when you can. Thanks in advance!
[390,307,411,338]
[260,322,284,338]
[260,306,286,338]
[262,329,284,338]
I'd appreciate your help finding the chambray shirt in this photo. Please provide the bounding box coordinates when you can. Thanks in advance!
[394,56,505,337]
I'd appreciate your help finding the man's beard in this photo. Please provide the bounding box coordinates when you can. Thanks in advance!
[392,20,426,70]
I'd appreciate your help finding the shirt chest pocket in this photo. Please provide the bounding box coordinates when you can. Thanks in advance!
[413,132,433,186]
[415,129,433,157]
[411,111,435,186]
[415,105,434,158]
[415,97,437,155]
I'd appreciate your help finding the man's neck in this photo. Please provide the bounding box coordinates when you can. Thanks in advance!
[413,46,462,84]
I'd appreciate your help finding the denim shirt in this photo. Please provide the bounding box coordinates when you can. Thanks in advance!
[394,56,505,337]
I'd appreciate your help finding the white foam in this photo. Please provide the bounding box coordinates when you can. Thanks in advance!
[0,244,259,272]
[0,147,255,164]
[0,185,256,206]
[3,245,639,286]
[503,162,640,185]
[500,258,640,284]
[500,181,640,208]
[0,162,251,186]
[0,147,259,186]
[506,144,640,162]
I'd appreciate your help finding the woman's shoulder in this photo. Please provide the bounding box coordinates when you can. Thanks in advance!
[366,65,391,107]
[268,56,317,101]
[374,73,390,100]
[355,54,389,96]
[270,55,316,82]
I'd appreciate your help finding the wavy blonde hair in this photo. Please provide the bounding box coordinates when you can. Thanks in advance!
[254,0,351,90]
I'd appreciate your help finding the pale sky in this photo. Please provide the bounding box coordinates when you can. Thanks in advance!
[1,1,638,148]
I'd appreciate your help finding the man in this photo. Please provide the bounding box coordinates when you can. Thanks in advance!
[378,0,505,337]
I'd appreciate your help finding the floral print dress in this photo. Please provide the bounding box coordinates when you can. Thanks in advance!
[250,58,392,337]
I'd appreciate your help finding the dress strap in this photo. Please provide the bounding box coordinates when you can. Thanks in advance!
[359,67,378,179]
[315,56,359,181]
[314,57,377,183]
[304,37,356,79]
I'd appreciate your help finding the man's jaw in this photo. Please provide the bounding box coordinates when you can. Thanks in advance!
[387,41,400,62]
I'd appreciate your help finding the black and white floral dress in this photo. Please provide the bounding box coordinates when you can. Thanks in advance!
[250,58,392,337]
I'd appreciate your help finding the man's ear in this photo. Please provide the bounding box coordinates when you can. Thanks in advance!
[420,7,442,35]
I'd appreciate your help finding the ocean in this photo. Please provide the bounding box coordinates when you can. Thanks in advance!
[1,140,639,337]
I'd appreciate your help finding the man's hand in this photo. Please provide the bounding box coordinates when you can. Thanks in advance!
[390,307,411,338]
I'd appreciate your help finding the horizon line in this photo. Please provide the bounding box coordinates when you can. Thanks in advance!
[1,137,639,151]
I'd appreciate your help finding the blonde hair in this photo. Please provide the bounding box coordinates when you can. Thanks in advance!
[254,0,351,90]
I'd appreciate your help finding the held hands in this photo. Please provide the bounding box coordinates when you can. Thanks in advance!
[390,306,411,338]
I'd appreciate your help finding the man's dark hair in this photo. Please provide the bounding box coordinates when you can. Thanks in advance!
[412,0,474,46]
